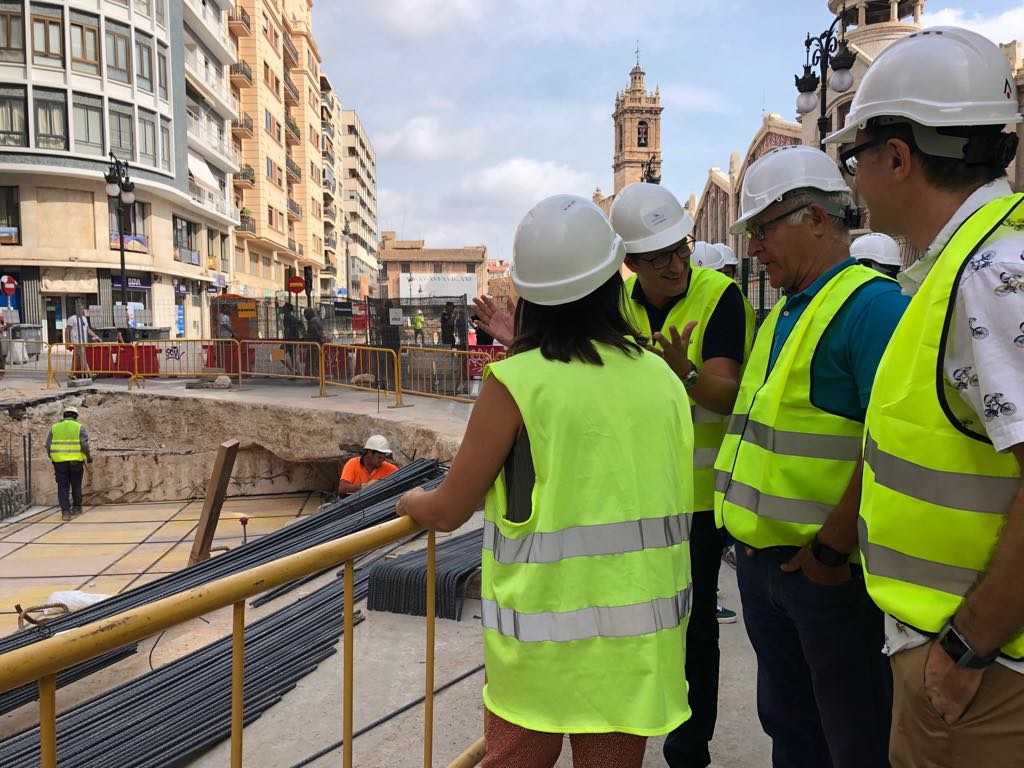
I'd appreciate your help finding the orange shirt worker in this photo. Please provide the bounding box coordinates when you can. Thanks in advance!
[339,435,398,495]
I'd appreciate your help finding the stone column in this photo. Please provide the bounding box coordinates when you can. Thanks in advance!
[890,0,899,22]
[914,1,923,24]
[858,2,867,27]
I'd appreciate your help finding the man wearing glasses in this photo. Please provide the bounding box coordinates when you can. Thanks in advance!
[714,145,907,768]
[610,182,754,768]
[825,27,1024,768]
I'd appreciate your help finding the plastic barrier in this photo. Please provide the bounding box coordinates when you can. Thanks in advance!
[399,347,492,404]
[320,343,402,406]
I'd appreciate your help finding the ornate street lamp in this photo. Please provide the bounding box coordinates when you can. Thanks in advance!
[105,153,136,340]
[795,7,856,150]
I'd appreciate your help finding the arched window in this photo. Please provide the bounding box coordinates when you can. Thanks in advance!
[637,120,649,148]
[616,123,622,153]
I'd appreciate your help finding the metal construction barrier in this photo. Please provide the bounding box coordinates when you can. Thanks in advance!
[131,339,242,388]
[321,343,402,406]
[1,339,51,382]
[0,517,448,768]
[46,343,137,388]
[238,340,323,385]
[399,347,493,404]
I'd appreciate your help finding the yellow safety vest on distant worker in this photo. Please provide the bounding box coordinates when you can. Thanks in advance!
[49,419,85,463]
[860,193,1024,659]
[482,343,694,735]
[621,268,754,511]
[412,314,424,330]
[714,265,884,548]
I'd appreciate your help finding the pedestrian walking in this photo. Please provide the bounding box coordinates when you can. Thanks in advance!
[825,26,1024,768]
[715,145,908,768]
[610,181,754,768]
[304,307,325,377]
[65,304,100,379]
[398,194,694,768]
[440,302,456,347]
[47,405,92,520]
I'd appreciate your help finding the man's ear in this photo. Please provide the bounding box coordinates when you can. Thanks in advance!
[887,137,915,183]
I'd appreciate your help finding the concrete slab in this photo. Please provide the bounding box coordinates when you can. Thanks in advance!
[0,542,133,578]
[0,522,62,546]
[33,521,166,545]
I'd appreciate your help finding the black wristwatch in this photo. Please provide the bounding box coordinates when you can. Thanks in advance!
[938,622,998,669]
[810,535,850,567]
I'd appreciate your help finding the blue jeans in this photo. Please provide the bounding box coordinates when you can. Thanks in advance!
[53,461,84,513]
[735,544,891,768]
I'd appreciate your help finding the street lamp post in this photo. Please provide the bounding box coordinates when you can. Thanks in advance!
[794,8,856,150]
[342,217,353,301]
[105,154,136,340]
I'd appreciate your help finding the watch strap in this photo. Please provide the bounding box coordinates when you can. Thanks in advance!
[811,535,850,567]
[939,623,998,669]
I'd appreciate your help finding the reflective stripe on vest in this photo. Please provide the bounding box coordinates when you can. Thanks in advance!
[714,264,885,548]
[859,193,1024,659]
[483,512,691,565]
[482,584,692,643]
[621,269,754,509]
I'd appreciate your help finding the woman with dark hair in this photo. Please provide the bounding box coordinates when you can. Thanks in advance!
[398,194,695,767]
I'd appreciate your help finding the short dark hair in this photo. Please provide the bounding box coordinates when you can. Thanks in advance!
[865,119,1011,192]
[509,272,644,365]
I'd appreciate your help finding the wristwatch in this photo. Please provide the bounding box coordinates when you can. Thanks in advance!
[810,535,850,567]
[682,366,700,390]
[938,622,998,669]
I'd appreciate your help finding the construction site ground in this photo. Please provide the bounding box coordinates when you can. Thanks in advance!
[0,376,768,766]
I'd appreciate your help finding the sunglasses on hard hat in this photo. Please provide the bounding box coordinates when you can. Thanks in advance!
[635,236,694,270]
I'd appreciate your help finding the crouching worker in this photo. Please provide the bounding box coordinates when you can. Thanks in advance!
[338,435,397,495]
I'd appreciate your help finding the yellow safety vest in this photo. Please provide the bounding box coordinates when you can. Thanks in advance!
[621,269,754,510]
[49,419,85,463]
[860,193,1024,659]
[715,264,886,547]
[482,343,694,735]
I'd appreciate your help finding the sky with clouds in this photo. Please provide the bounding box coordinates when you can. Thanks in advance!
[313,1,1024,261]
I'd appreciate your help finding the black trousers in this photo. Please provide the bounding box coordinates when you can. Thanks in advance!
[663,510,723,768]
[53,461,84,513]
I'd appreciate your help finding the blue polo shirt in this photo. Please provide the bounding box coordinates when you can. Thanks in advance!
[768,259,909,422]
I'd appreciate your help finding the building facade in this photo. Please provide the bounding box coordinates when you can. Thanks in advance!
[339,107,377,299]
[378,231,485,303]
[0,0,239,341]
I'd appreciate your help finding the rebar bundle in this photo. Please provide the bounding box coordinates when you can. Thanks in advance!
[367,528,482,620]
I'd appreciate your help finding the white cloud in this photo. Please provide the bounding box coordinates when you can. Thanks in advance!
[461,157,598,212]
[661,84,737,114]
[369,0,484,37]
[922,7,1024,45]
[376,115,483,162]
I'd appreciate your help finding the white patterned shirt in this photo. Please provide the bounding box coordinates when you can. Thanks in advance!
[886,177,1024,672]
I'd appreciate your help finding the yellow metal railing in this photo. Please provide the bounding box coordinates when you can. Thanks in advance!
[399,347,491,404]
[320,343,403,407]
[238,339,324,385]
[132,338,243,388]
[46,342,138,388]
[0,517,443,768]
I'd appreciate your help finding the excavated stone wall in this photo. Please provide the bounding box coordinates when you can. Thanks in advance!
[0,391,458,504]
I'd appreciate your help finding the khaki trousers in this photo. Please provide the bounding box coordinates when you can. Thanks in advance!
[890,643,1024,768]
[482,708,646,768]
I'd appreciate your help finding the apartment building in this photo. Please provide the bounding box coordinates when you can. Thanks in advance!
[0,0,239,341]
[317,71,338,297]
[340,107,377,299]
[378,231,486,303]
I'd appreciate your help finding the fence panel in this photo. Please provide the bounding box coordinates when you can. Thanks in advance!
[1,339,50,384]
[399,347,492,404]
[132,339,242,387]
[321,344,401,406]
[238,340,323,384]
[46,343,136,387]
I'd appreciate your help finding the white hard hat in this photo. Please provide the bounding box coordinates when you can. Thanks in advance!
[714,243,739,266]
[731,145,850,234]
[691,241,725,269]
[63,405,79,417]
[610,182,695,255]
[363,435,392,455]
[512,195,625,306]
[825,27,1023,146]
[851,233,903,268]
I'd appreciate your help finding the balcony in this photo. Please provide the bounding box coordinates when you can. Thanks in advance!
[230,60,253,87]
[187,113,241,170]
[282,34,299,67]
[321,91,336,112]
[322,179,336,199]
[286,156,301,182]
[325,235,338,251]
[288,237,297,254]
[233,164,256,187]
[189,182,240,222]
[321,121,334,141]
[237,214,257,237]
[324,204,336,220]
[232,112,254,138]
[287,198,302,220]
[184,49,238,118]
[283,74,299,105]
[285,116,300,145]
[183,0,235,64]
[322,148,335,166]
[228,6,251,35]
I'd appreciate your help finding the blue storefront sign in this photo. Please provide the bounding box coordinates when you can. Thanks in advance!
[176,304,185,336]
[111,273,153,290]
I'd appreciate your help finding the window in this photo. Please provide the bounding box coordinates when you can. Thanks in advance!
[105,22,131,83]
[108,199,148,243]
[155,0,165,26]
[34,88,67,150]
[466,263,476,274]
[0,86,27,147]
[157,46,168,100]
[135,34,153,93]
[264,109,272,131]
[160,117,171,170]
[400,262,410,274]
[0,186,19,244]
[433,262,443,274]
[249,250,258,274]
[31,4,62,66]
[0,2,25,63]
[173,215,200,263]
[70,12,100,75]
[637,120,649,148]
[267,204,273,227]
[108,100,134,158]
[135,0,151,19]
[72,93,103,155]
[138,110,156,165]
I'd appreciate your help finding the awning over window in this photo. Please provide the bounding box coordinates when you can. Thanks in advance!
[187,151,219,190]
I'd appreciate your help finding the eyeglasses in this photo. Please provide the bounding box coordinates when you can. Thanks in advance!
[635,236,694,270]
[745,202,810,241]
[838,137,885,176]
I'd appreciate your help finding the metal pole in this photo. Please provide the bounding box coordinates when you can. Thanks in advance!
[231,600,245,768]
[119,204,130,341]
[38,674,57,768]
[343,559,354,768]
[423,531,436,768]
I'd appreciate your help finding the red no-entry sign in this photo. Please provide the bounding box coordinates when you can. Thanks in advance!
[0,275,16,297]
[287,275,306,294]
